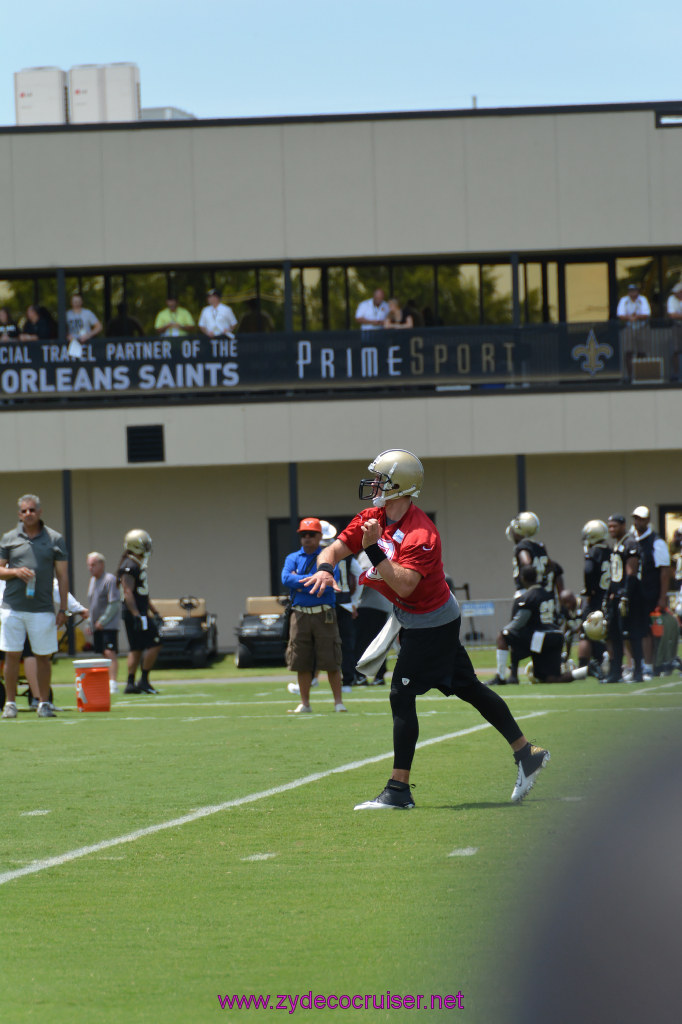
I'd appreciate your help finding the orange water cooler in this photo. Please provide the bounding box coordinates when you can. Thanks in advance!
[74,658,111,712]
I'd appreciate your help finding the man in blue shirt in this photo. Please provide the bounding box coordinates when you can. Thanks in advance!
[281,518,346,713]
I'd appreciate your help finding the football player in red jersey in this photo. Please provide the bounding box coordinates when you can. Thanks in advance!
[303,449,550,809]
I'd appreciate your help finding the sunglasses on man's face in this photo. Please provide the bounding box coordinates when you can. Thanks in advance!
[299,531,319,538]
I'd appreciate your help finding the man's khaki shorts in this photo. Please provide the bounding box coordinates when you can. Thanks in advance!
[286,607,342,673]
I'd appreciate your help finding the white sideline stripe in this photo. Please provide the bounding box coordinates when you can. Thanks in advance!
[0,712,546,887]
[448,847,479,857]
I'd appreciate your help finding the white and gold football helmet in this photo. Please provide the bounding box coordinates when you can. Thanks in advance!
[359,449,424,508]
[505,511,540,542]
[582,519,609,551]
[583,609,607,642]
[124,529,153,559]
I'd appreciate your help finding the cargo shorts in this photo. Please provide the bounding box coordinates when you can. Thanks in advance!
[286,606,342,674]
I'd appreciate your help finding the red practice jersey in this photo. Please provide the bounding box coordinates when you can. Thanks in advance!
[338,504,451,614]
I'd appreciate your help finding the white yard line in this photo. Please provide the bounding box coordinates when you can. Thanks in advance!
[0,712,547,887]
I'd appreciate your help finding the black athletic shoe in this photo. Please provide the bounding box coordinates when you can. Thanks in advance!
[137,681,160,695]
[124,682,141,694]
[487,674,507,686]
[511,745,550,803]
[354,779,415,810]
[588,658,605,682]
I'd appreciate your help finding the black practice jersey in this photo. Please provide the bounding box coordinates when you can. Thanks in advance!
[506,584,557,645]
[608,534,640,596]
[583,543,611,610]
[513,539,560,596]
[117,555,150,615]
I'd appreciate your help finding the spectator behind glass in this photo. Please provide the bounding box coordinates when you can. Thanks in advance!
[107,301,145,338]
[355,288,389,330]
[617,282,651,327]
[38,306,58,338]
[198,288,237,340]
[383,297,413,329]
[237,297,274,333]
[66,292,102,344]
[666,281,682,321]
[422,306,443,326]
[154,296,194,338]
[0,306,19,341]
[404,298,425,327]
[19,304,52,341]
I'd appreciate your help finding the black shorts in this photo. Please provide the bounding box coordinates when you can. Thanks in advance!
[390,617,478,697]
[93,629,119,655]
[530,631,563,681]
[123,610,161,652]
[507,630,563,680]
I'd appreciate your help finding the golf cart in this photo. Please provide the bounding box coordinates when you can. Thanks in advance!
[234,595,288,668]
[153,596,218,668]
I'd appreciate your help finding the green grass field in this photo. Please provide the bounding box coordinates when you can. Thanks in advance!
[1,651,681,1023]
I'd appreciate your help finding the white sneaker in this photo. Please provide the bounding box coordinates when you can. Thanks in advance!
[2,701,17,719]
[334,703,347,712]
[37,701,57,718]
[341,685,353,693]
[511,745,550,803]
[109,681,119,694]
[287,703,311,714]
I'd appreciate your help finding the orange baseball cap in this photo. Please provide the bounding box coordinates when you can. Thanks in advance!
[298,517,322,533]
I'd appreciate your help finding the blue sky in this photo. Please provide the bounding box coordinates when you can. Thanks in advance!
[2,0,679,125]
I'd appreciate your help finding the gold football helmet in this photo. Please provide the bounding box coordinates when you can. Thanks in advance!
[359,449,424,507]
[505,511,540,542]
[583,609,607,641]
[582,519,609,550]
[124,529,153,558]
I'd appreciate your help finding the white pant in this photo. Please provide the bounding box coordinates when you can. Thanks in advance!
[0,608,58,656]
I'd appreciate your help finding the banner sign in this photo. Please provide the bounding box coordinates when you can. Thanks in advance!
[460,601,496,617]
[0,322,671,401]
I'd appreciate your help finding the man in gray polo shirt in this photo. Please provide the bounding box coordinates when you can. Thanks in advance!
[0,493,69,718]
[87,551,122,694]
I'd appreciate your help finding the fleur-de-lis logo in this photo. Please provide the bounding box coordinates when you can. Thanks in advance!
[572,330,613,376]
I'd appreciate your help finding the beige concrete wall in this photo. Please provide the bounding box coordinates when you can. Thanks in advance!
[0,387,680,472]
[1,107,682,269]
[1,447,680,653]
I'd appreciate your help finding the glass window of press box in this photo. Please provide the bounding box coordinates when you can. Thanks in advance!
[3,252,682,337]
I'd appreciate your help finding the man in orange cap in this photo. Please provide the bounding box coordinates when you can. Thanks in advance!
[281,518,346,713]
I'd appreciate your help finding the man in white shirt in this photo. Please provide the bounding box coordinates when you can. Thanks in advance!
[668,281,682,380]
[198,288,237,339]
[666,281,682,320]
[355,288,389,331]
[617,282,652,380]
[616,283,651,327]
